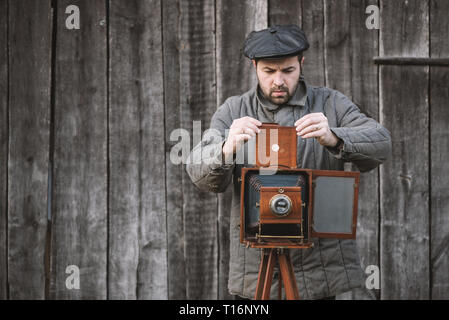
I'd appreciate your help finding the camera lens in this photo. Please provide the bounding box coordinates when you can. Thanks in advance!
[269,195,292,217]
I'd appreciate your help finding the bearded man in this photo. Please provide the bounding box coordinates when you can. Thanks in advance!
[186,25,391,300]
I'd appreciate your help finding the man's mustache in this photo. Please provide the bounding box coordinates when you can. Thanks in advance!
[270,86,288,94]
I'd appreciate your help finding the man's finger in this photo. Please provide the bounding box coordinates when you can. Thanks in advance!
[245,117,263,127]
[301,128,326,139]
[296,117,321,133]
[295,113,325,127]
[243,123,261,134]
[295,113,317,127]
[231,124,259,135]
[234,133,253,142]
[233,118,262,131]
[233,134,253,152]
[242,127,257,137]
[297,124,321,137]
[237,116,262,127]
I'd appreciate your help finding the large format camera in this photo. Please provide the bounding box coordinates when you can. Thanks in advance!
[240,123,360,249]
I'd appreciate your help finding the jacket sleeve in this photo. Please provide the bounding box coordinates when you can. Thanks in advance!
[185,102,235,193]
[326,91,392,172]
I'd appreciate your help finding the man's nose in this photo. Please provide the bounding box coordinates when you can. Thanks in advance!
[273,72,284,87]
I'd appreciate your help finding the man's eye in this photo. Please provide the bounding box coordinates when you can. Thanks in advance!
[265,70,275,74]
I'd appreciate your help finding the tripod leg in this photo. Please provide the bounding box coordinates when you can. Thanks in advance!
[278,251,300,300]
[262,249,276,300]
[278,264,283,300]
[255,249,269,300]
[254,249,276,300]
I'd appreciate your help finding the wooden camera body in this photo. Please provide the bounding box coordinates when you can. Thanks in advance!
[240,123,360,249]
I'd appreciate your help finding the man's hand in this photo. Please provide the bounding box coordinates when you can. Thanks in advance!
[295,113,340,147]
[222,116,262,158]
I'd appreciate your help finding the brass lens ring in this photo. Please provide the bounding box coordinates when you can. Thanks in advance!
[269,194,292,217]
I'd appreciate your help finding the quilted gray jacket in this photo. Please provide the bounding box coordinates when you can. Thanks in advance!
[186,78,391,299]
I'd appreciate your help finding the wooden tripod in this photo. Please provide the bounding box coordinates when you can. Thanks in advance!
[254,248,300,300]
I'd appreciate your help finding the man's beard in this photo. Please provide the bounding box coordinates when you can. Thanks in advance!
[266,85,291,105]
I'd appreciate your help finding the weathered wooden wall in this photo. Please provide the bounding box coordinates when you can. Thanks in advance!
[0,0,448,300]
[430,0,449,299]
[380,0,430,300]
[0,0,7,301]
[7,0,52,300]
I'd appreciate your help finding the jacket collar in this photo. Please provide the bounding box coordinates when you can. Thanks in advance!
[256,76,308,111]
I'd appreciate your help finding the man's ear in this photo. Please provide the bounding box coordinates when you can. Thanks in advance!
[299,56,305,76]
[252,59,257,69]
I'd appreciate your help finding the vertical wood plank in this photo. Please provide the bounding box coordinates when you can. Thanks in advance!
[49,0,107,299]
[216,0,267,105]
[379,0,430,300]
[7,0,52,299]
[164,0,218,300]
[348,0,380,121]
[109,0,167,299]
[162,0,187,300]
[349,0,380,300]
[324,0,352,93]
[268,0,302,27]
[216,0,267,300]
[324,0,353,300]
[325,0,380,300]
[179,0,218,299]
[430,0,449,300]
[301,0,325,87]
[0,0,8,300]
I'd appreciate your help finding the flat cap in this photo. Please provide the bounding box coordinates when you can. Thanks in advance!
[243,25,309,60]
